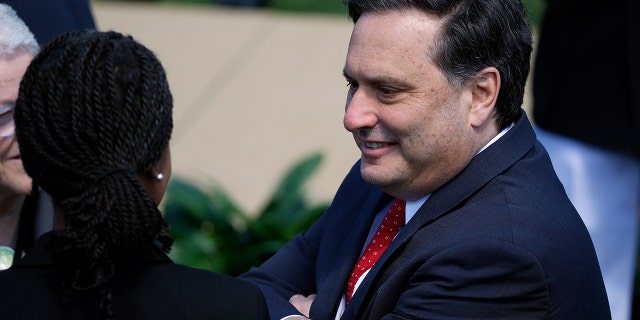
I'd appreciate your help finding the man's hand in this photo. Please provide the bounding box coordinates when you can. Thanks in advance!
[289,294,316,318]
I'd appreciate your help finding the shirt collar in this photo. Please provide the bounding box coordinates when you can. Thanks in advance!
[477,122,514,155]
[405,194,430,224]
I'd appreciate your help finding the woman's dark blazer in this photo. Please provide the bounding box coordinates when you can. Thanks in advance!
[0,233,269,319]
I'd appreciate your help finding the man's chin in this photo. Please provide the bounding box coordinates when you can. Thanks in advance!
[360,162,392,187]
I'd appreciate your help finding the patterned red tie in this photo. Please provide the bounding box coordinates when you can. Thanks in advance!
[346,199,406,303]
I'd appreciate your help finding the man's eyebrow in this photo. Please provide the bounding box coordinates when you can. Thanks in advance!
[342,69,412,89]
[343,68,393,83]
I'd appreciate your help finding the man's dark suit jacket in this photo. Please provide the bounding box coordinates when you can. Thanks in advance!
[240,110,611,319]
[0,233,269,319]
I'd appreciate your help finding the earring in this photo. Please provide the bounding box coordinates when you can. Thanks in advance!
[156,172,164,182]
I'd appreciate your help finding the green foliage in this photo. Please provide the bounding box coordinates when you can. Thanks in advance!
[266,0,545,20]
[99,0,545,25]
[266,0,347,15]
[164,152,329,276]
[522,0,546,29]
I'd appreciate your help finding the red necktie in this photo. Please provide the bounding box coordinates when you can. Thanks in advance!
[346,199,406,303]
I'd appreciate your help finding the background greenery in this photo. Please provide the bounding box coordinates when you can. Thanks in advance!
[164,152,329,276]
[107,0,546,27]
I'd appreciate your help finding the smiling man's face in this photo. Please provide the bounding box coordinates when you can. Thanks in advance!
[342,10,480,200]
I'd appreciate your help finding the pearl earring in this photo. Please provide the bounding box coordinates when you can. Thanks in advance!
[156,172,164,182]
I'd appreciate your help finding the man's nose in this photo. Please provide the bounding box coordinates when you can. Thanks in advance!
[343,90,377,133]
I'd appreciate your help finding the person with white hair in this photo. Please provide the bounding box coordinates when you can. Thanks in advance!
[0,3,39,270]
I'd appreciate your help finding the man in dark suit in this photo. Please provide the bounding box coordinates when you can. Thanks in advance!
[240,0,611,319]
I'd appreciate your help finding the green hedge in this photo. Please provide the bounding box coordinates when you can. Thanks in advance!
[99,0,545,27]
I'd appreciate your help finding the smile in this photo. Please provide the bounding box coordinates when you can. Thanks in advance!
[365,142,393,149]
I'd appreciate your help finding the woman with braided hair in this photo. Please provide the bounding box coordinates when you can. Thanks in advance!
[0,30,268,319]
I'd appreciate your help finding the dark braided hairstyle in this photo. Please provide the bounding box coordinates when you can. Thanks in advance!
[14,30,173,319]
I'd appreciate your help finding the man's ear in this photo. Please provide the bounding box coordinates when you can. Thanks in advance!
[469,67,500,128]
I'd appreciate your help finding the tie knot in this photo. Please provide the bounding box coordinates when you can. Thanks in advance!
[383,199,406,228]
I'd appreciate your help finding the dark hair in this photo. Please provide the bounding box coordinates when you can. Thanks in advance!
[344,0,533,130]
[15,30,173,319]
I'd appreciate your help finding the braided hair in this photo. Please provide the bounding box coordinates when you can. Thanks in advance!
[14,30,173,319]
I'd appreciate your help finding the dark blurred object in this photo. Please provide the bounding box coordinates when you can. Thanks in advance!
[534,0,640,157]
[533,0,640,319]
[3,0,96,46]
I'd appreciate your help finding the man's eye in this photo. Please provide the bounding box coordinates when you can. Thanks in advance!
[346,80,359,89]
[379,87,395,95]
[379,87,395,94]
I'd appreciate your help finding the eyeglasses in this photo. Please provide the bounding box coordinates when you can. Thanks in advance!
[0,104,15,138]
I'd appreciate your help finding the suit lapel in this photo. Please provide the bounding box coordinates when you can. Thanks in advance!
[311,184,390,319]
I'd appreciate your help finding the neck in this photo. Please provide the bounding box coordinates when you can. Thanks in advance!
[0,192,26,248]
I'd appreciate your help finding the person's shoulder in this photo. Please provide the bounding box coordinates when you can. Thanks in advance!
[173,264,269,318]
[165,263,253,285]
[164,263,262,295]
[137,263,268,317]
